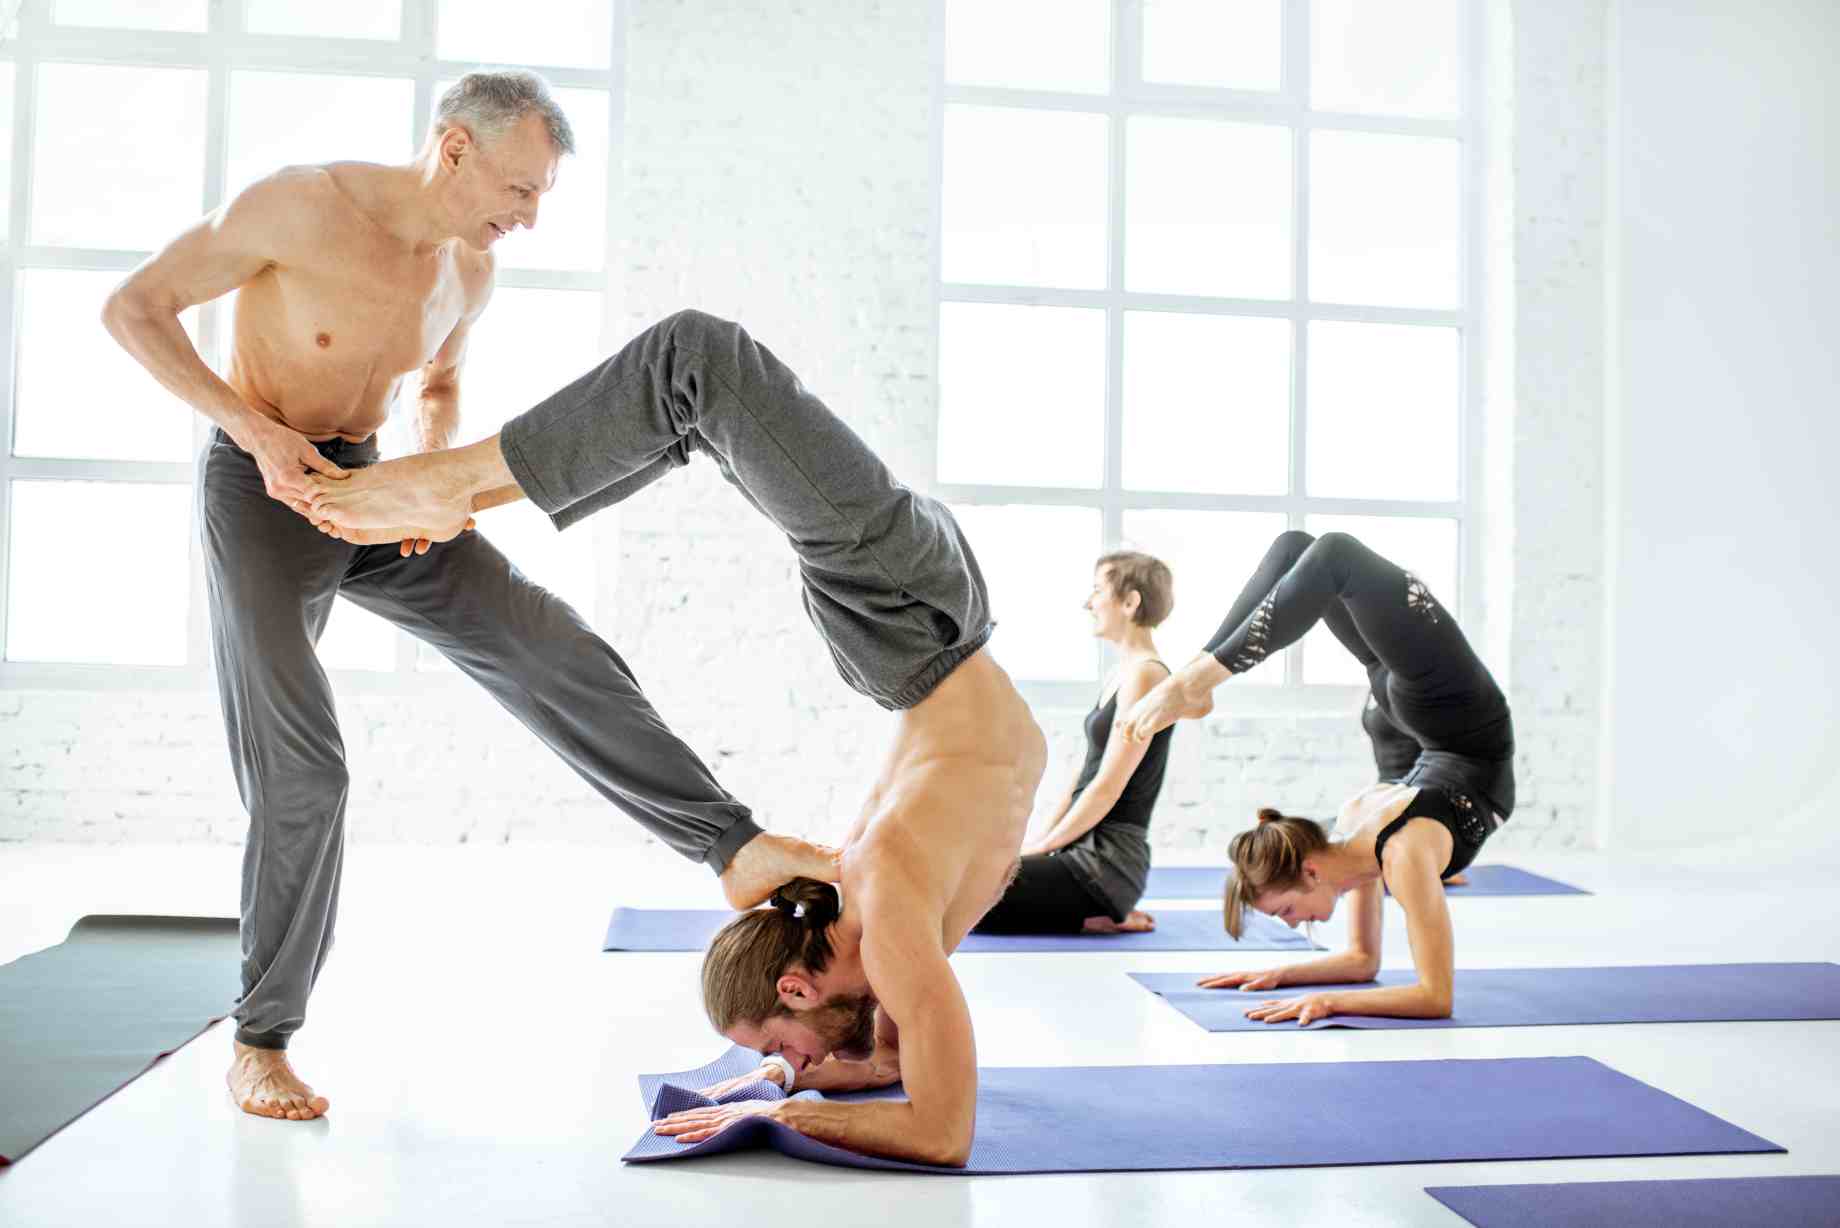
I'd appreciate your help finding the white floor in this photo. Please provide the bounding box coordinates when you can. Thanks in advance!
[0,840,1836,1227]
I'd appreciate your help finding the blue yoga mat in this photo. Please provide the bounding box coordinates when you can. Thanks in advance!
[623,1046,1780,1173]
[1143,863,1588,899]
[603,906,1318,953]
[1427,1176,1840,1227]
[1130,962,1840,1031]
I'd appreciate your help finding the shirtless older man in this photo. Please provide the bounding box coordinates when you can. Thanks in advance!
[302,308,1049,1165]
[102,72,834,1125]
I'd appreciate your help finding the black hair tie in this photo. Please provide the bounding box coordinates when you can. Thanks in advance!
[770,891,799,919]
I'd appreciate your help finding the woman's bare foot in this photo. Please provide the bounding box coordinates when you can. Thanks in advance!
[720,832,842,909]
[304,451,478,533]
[227,1042,330,1121]
[1116,673,1215,743]
[1082,910,1156,934]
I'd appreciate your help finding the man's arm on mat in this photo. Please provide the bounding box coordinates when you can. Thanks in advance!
[779,885,977,1166]
[1196,878,1383,990]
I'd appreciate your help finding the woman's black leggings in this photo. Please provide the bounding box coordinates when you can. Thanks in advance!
[973,853,1109,935]
[1203,531,1514,815]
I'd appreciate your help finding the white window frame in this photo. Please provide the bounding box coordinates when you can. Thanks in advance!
[931,0,1488,712]
[0,0,626,693]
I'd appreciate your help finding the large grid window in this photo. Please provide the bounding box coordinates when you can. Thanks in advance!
[0,0,618,684]
[937,0,1481,704]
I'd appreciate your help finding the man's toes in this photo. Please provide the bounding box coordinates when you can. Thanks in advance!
[308,1094,330,1114]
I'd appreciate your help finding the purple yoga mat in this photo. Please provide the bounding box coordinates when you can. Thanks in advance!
[1426,1176,1840,1227]
[602,906,1318,953]
[622,1046,1780,1174]
[1143,863,1588,899]
[1130,962,1840,1032]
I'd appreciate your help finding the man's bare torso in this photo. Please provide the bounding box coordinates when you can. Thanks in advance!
[840,649,1047,950]
[225,163,489,443]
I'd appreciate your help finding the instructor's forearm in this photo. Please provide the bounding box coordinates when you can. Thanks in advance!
[779,1098,969,1168]
[414,387,459,453]
[101,296,262,440]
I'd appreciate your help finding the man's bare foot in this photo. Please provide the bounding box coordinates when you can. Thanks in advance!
[311,517,477,548]
[720,832,842,909]
[1442,873,1469,888]
[228,1042,330,1121]
[1082,910,1156,934]
[304,451,476,533]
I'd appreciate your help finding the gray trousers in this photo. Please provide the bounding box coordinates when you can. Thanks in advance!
[198,429,761,1049]
[501,309,993,710]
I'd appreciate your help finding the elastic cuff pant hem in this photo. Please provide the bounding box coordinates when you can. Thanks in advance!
[706,816,766,875]
[235,1027,291,1051]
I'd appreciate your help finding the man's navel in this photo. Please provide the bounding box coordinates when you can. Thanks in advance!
[315,331,333,349]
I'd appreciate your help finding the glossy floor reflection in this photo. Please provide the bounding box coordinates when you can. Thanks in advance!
[1,841,1836,1227]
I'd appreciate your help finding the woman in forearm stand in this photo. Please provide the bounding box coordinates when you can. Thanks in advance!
[1117,530,1515,1023]
[974,551,1177,936]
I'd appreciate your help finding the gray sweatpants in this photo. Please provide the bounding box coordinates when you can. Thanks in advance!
[501,309,994,709]
[198,428,762,1049]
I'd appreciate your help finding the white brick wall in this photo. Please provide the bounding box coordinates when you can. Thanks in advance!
[1,1,1604,858]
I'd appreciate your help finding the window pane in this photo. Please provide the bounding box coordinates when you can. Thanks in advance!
[943,105,1108,290]
[1309,131,1459,309]
[938,302,1104,489]
[0,64,13,241]
[1126,117,1291,299]
[53,0,205,32]
[436,0,611,70]
[316,601,397,672]
[1311,0,1461,119]
[226,72,415,200]
[15,270,199,463]
[946,0,1110,93]
[33,64,207,250]
[6,481,191,665]
[1305,320,1458,501]
[451,84,606,272]
[448,287,605,439]
[1300,513,1457,684]
[1142,0,1282,92]
[247,0,401,39]
[949,504,1100,682]
[1120,509,1288,684]
[1122,311,1289,496]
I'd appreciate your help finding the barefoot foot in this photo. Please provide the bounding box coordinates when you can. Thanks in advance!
[720,832,842,909]
[1083,910,1156,934]
[1442,872,1469,888]
[304,452,476,533]
[228,1042,329,1121]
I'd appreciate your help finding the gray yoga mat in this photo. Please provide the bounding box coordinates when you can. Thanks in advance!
[622,1046,1780,1173]
[603,905,1318,953]
[1426,1176,1840,1227]
[1142,863,1589,899]
[0,914,240,1164]
[1130,962,1840,1031]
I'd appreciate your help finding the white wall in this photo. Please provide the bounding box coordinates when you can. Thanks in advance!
[3,0,1611,856]
[1602,0,1840,846]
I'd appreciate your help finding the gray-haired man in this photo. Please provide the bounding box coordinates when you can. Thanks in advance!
[103,71,834,1123]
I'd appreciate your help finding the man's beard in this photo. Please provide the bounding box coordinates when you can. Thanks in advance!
[805,993,878,1061]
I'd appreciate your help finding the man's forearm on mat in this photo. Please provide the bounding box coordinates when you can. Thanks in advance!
[778,1097,968,1167]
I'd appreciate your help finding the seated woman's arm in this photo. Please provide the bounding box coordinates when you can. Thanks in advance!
[1025,661,1165,855]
